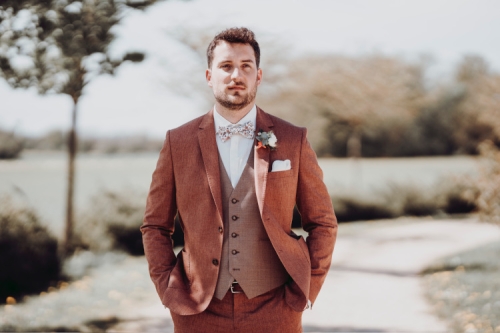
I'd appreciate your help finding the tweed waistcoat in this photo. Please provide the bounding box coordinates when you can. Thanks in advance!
[214,149,289,300]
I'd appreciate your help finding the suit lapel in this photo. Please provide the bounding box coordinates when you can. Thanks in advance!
[198,110,224,223]
[254,107,274,216]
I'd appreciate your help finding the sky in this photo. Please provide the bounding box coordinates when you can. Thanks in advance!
[1,0,499,138]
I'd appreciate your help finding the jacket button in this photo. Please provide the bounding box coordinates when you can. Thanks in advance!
[231,232,238,238]
[218,226,223,233]
[231,198,238,204]
[212,259,219,266]
[232,215,239,221]
[231,250,239,255]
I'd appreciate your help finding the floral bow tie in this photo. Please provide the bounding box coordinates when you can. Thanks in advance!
[217,121,255,142]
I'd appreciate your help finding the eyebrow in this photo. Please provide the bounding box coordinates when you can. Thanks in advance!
[218,59,255,65]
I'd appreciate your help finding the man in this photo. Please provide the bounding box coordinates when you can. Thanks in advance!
[141,27,337,333]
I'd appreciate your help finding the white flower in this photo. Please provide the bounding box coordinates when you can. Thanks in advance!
[256,130,278,150]
[268,133,277,148]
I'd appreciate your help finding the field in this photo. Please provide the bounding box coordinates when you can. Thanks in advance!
[0,151,478,237]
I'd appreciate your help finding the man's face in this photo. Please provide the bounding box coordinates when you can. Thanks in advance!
[206,41,262,111]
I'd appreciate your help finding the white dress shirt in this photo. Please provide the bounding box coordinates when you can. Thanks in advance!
[214,105,256,188]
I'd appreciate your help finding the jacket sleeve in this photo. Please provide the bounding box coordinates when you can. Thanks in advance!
[141,130,178,302]
[295,128,338,305]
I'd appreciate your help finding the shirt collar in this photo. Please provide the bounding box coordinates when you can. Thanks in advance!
[213,104,257,130]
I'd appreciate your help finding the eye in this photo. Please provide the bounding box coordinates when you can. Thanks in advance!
[221,64,231,70]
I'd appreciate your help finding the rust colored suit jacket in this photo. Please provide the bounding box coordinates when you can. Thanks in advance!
[141,107,337,315]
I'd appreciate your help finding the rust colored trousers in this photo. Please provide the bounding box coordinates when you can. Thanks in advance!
[170,284,302,333]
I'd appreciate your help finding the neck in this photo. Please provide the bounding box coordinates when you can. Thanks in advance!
[215,102,255,124]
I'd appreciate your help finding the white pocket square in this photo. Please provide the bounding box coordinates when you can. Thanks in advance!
[271,159,291,172]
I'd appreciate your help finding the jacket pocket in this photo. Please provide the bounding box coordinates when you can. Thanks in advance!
[181,249,191,285]
[267,169,294,179]
[167,249,191,289]
[297,236,311,264]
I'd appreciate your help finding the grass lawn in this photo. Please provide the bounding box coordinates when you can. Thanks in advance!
[422,239,500,333]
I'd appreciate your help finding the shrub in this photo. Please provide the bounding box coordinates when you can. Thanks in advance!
[74,189,184,255]
[440,178,478,214]
[380,182,442,217]
[330,177,477,222]
[332,195,394,222]
[476,141,500,224]
[74,190,145,255]
[0,129,23,159]
[23,130,66,150]
[0,197,61,303]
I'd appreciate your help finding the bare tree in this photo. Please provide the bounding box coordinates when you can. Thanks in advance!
[0,0,160,256]
[161,25,292,112]
[259,54,428,157]
[454,55,500,152]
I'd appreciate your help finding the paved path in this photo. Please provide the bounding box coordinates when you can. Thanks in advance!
[301,217,500,333]
[2,217,499,332]
[109,217,500,333]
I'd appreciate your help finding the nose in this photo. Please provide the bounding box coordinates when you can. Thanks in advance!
[231,68,242,80]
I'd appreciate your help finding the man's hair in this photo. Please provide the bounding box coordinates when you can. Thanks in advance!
[206,27,260,69]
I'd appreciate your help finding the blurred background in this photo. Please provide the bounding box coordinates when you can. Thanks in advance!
[1,0,500,332]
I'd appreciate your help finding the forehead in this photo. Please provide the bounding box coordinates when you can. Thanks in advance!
[212,41,256,64]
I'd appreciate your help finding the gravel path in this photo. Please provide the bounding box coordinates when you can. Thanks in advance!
[2,217,499,333]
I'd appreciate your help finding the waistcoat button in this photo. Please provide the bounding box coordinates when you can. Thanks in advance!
[231,232,238,238]
[218,226,223,233]
[232,215,239,221]
[212,259,219,266]
[231,250,239,255]
[231,198,238,204]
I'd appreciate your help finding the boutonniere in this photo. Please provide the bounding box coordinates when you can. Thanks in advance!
[256,129,277,151]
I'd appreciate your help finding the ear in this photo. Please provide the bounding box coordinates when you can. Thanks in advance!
[206,69,212,87]
[256,68,263,86]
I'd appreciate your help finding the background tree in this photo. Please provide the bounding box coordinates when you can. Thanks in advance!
[453,55,500,153]
[161,25,291,112]
[0,128,24,159]
[259,54,428,157]
[0,0,159,256]
[160,32,500,159]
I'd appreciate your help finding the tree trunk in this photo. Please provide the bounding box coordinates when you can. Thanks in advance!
[62,100,78,258]
[347,126,363,190]
[347,126,362,158]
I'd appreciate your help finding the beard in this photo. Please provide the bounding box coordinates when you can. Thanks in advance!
[213,83,258,111]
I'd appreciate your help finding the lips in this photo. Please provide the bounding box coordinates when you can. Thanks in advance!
[228,85,246,90]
